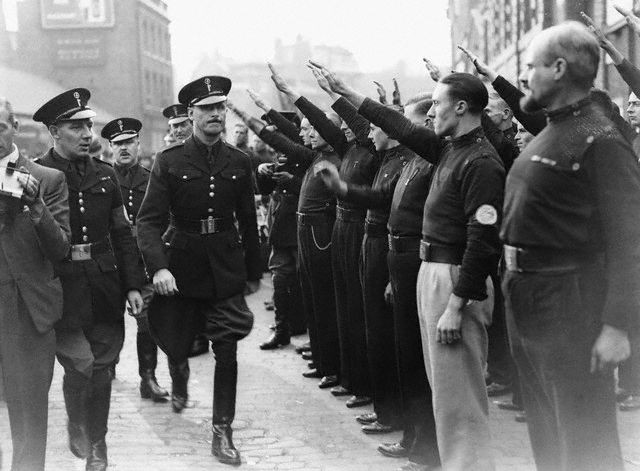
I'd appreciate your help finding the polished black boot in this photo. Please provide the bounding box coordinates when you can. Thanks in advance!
[168,360,190,413]
[137,329,169,401]
[85,440,107,471]
[140,372,169,402]
[212,424,241,466]
[63,371,91,459]
[260,283,291,349]
[259,330,290,350]
[86,369,112,471]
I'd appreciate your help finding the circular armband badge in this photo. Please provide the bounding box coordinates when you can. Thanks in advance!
[475,204,498,225]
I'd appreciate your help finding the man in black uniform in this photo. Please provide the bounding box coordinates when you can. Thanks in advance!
[101,117,171,403]
[502,22,640,471]
[163,103,192,143]
[137,76,261,466]
[34,89,144,471]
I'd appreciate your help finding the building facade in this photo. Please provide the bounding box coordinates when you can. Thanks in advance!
[0,0,173,153]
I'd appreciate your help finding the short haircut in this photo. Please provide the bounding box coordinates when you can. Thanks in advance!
[439,72,488,114]
[537,21,600,89]
[487,91,510,111]
[0,97,16,123]
[405,93,433,114]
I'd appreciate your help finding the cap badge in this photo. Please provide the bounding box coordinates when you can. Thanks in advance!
[73,91,81,107]
[118,120,123,131]
[204,77,212,92]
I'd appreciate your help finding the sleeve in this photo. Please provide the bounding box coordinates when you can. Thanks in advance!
[586,138,640,331]
[454,157,505,301]
[266,109,303,144]
[481,112,519,172]
[235,155,262,281]
[279,174,302,196]
[615,58,640,99]
[30,170,71,262]
[491,75,546,135]
[136,154,172,277]
[359,97,442,163]
[332,97,372,147]
[259,128,316,169]
[295,96,349,155]
[256,172,276,196]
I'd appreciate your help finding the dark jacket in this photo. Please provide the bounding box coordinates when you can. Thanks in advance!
[136,136,262,300]
[38,150,143,327]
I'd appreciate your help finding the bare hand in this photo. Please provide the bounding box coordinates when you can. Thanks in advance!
[153,268,179,296]
[272,171,293,183]
[614,4,640,35]
[373,81,388,104]
[126,290,144,316]
[267,63,293,95]
[384,282,394,305]
[16,166,39,206]
[590,325,630,373]
[245,280,260,294]
[423,58,441,82]
[436,306,462,344]
[247,88,269,111]
[457,46,497,81]
[308,60,351,96]
[257,163,274,176]
[581,12,625,65]
[308,63,336,97]
[392,78,402,106]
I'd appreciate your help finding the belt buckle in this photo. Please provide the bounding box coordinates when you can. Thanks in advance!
[419,241,429,261]
[504,246,521,272]
[201,216,217,234]
[71,243,91,261]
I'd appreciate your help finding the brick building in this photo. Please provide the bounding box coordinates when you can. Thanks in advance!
[0,0,174,154]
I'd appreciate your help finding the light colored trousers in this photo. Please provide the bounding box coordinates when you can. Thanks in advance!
[416,261,495,471]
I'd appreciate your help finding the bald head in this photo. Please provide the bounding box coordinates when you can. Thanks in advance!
[531,21,599,89]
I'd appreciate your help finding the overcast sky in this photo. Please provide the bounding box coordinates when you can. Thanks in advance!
[168,0,452,86]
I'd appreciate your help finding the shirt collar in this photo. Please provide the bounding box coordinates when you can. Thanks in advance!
[545,96,592,123]
[193,134,222,156]
[450,126,485,148]
[0,144,19,167]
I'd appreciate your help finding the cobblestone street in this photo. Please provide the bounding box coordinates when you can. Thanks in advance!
[1,276,640,471]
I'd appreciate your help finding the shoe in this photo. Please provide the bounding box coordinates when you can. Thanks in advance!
[171,394,189,413]
[68,422,90,459]
[397,462,433,471]
[619,394,640,411]
[346,395,372,408]
[85,439,107,471]
[140,374,169,402]
[331,386,350,397]
[212,424,241,466]
[378,442,408,458]
[318,375,338,389]
[302,369,322,379]
[307,361,317,370]
[356,412,377,424]
[486,382,511,397]
[493,399,523,411]
[515,411,527,423]
[259,332,290,350]
[295,343,311,354]
[362,421,394,434]
[301,351,313,361]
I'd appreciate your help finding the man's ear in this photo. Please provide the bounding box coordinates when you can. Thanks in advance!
[48,124,59,140]
[553,57,568,81]
[187,107,194,120]
[12,118,19,133]
[455,100,468,116]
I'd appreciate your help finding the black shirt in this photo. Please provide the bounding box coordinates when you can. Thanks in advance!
[501,98,640,330]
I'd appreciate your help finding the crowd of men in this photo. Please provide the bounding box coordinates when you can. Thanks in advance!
[1,10,640,471]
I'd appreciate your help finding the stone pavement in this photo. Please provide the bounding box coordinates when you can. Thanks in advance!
[1,275,640,470]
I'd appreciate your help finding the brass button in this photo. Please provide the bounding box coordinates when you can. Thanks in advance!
[82,226,87,233]
[78,192,83,197]
[209,192,214,197]
[210,176,214,181]
[283,189,287,193]
[79,207,85,213]
[78,198,84,205]
[182,175,188,180]
[128,202,133,206]
[208,208,214,213]
[82,235,88,242]
[209,184,215,189]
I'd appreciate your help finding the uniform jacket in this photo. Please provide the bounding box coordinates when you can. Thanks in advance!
[136,136,262,300]
[38,149,143,327]
[114,163,150,227]
[0,152,70,333]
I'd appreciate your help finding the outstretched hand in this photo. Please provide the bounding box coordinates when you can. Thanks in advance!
[267,62,294,95]
[308,60,351,96]
[457,45,497,81]
[307,63,337,97]
[247,88,269,111]
[614,4,640,36]
[392,78,402,106]
[423,58,441,82]
[581,11,624,65]
[373,81,387,104]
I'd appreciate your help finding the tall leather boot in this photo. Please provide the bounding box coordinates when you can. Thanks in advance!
[137,328,169,401]
[63,370,91,459]
[260,275,290,350]
[168,360,190,413]
[86,368,112,471]
[212,342,240,465]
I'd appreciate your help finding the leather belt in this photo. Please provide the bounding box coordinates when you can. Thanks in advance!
[504,245,592,273]
[365,220,387,237]
[70,237,112,261]
[170,215,234,235]
[336,206,365,223]
[296,211,333,226]
[419,240,464,265]
[388,235,420,253]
